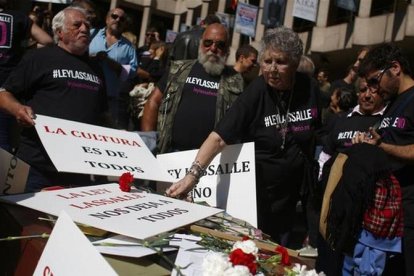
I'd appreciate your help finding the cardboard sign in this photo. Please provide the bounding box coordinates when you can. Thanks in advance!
[0,148,29,195]
[157,143,257,227]
[292,0,318,22]
[34,115,174,182]
[34,211,117,276]
[1,184,222,240]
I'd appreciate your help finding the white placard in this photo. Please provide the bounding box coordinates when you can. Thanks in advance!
[292,0,319,22]
[1,183,222,240]
[0,148,29,194]
[34,211,117,276]
[34,115,174,182]
[157,143,257,227]
[172,247,208,276]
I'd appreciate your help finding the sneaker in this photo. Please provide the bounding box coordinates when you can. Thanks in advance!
[298,245,318,258]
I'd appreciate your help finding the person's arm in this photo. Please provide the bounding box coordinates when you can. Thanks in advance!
[165,131,228,198]
[378,142,414,162]
[30,22,53,45]
[140,86,163,131]
[0,90,35,126]
[352,127,414,162]
[137,67,151,80]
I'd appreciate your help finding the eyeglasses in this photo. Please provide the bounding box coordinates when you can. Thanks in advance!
[146,32,156,38]
[202,39,227,51]
[110,13,125,22]
[366,66,391,91]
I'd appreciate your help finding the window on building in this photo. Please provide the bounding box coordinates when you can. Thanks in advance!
[370,0,395,16]
[292,17,314,33]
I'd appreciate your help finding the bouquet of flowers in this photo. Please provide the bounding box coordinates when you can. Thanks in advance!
[117,173,324,276]
[200,237,323,276]
[202,239,259,275]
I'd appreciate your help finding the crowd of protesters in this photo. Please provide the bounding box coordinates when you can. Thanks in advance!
[1,1,414,275]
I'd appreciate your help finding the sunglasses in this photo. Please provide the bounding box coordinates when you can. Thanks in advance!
[110,13,125,22]
[202,39,227,51]
[146,32,156,38]
[366,66,391,90]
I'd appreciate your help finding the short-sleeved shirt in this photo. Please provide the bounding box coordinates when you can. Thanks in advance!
[215,73,320,214]
[89,28,138,97]
[324,107,383,155]
[2,45,107,171]
[0,10,31,85]
[171,62,220,150]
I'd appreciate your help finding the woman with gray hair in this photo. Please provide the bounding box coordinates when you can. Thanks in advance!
[166,27,321,245]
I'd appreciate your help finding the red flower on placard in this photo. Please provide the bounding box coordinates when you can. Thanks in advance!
[275,245,290,266]
[119,172,134,192]
[229,248,257,274]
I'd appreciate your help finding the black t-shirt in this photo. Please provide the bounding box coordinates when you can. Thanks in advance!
[215,73,320,216]
[140,58,164,83]
[2,45,107,171]
[324,110,382,155]
[0,10,31,85]
[156,70,168,92]
[170,62,220,151]
[377,86,414,227]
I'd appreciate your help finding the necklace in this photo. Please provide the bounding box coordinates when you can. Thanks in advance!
[272,90,293,151]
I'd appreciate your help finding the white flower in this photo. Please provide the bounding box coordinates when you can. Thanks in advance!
[232,240,258,255]
[202,251,232,276]
[291,263,326,276]
[223,265,252,276]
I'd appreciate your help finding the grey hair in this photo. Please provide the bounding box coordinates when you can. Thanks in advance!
[259,27,303,65]
[52,6,87,43]
[297,55,315,76]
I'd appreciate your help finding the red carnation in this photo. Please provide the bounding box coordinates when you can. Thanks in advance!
[119,172,134,192]
[275,245,290,266]
[229,248,257,274]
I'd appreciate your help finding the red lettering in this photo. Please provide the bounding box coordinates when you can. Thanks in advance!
[43,266,53,276]
[44,126,67,135]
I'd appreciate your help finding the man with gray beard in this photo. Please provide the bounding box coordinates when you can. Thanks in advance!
[141,23,245,154]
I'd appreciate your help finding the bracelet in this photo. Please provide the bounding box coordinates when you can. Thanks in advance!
[186,161,205,184]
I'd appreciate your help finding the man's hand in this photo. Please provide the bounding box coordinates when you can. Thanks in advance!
[165,175,197,199]
[14,104,36,126]
[351,127,380,145]
[367,127,382,145]
[0,91,35,127]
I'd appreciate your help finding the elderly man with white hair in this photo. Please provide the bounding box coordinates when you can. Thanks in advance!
[0,6,108,192]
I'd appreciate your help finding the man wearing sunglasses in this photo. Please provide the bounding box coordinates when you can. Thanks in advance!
[352,43,414,276]
[89,7,138,128]
[141,23,245,154]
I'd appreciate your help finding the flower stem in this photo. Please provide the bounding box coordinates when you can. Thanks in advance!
[0,233,50,242]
